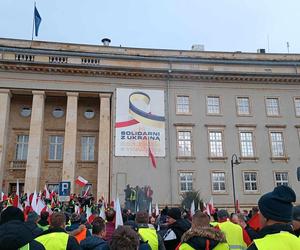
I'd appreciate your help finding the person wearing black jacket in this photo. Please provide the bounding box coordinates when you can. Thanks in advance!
[35,212,80,250]
[162,207,191,250]
[0,206,45,250]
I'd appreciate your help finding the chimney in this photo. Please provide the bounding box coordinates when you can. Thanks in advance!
[191,44,205,51]
[257,48,266,54]
[101,38,111,46]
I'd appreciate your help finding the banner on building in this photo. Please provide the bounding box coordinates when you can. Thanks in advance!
[115,88,165,157]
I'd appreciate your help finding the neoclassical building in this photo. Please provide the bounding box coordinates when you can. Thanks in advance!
[1,38,300,208]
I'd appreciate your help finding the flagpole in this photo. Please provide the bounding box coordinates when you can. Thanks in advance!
[31,1,36,41]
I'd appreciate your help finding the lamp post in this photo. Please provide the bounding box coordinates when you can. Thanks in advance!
[231,154,241,213]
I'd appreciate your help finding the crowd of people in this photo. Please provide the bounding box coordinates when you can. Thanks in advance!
[0,185,300,249]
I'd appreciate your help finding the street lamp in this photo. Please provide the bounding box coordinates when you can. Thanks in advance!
[231,154,241,213]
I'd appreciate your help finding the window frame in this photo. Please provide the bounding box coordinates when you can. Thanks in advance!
[266,126,288,161]
[236,96,252,116]
[294,97,300,117]
[48,135,64,161]
[81,136,96,161]
[178,171,194,193]
[211,171,227,194]
[206,96,222,116]
[206,126,227,161]
[273,171,289,187]
[265,97,280,117]
[175,125,195,160]
[242,171,259,193]
[176,95,192,115]
[15,134,29,161]
[236,126,258,161]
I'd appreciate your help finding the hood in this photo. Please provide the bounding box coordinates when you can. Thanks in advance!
[181,227,226,250]
[170,218,191,232]
[80,235,107,249]
[0,220,36,250]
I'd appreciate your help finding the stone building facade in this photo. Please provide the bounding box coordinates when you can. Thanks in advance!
[1,38,300,208]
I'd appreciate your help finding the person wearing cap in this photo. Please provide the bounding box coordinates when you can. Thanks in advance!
[178,211,229,250]
[216,209,250,249]
[135,211,165,250]
[247,185,300,250]
[162,207,191,250]
[292,205,300,237]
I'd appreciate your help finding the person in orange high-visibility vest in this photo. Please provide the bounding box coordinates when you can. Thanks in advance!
[247,186,300,250]
[66,212,91,243]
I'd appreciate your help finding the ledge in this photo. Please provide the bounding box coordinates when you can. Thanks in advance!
[270,156,289,162]
[176,156,196,162]
[208,157,228,162]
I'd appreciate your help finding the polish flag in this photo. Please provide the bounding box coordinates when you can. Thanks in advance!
[13,180,23,211]
[0,192,7,202]
[36,197,46,215]
[207,197,215,215]
[44,185,50,199]
[149,147,157,168]
[75,176,88,187]
[86,205,94,223]
[114,197,124,228]
[83,186,90,197]
[190,200,195,216]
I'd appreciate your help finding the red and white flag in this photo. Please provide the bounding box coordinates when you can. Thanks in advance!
[83,185,90,197]
[13,180,23,211]
[148,147,157,168]
[207,197,215,215]
[44,185,50,199]
[0,192,7,202]
[75,176,88,187]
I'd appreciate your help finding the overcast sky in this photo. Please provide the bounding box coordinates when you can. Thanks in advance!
[1,0,299,53]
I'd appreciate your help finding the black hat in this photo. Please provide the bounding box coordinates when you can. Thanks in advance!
[293,205,300,221]
[258,185,296,222]
[0,207,24,225]
[167,208,181,220]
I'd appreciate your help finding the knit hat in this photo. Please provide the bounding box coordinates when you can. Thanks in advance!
[167,208,181,220]
[293,205,300,221]
[258,185,296,222]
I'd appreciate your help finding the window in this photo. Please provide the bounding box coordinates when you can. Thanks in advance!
[20,106,31,117]
[81,136,95,161]
[239,131,254,157]
[270,132,285,157]
[52,107,64,118]
[49,135,64,160]
[274,172,288,186]
[208,131,224,157]
[207,96,220,114]
[266,98,279,116]
[47,183,59,193]
[236,97,250,115]
[179,172,193,192]
[176,96,190,114]
[177,131,192,157]
[15,135,29,160]
[243,172,258,191]
[84,109,95,119]
[211,172,226,192]
[294,98,300,117]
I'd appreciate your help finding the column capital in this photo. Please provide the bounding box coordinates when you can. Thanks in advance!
[66,92,79,97]
[99,93,112,99]
[32,90,45,96]
[0,89,11,97]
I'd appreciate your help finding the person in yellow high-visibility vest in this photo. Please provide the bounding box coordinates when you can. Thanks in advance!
[216,210,249,250]
[35,212,80,250]
[247,186,300,250]
[135,211,165,250]
[177,211,229,250]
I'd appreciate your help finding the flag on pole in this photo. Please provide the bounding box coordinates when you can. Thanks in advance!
[44,185,50,199]
[190,200,195,216]
[148,202,152,217]
[114,198,123,229]
[75,176,88,187]
[148,139,157,168]
[99,205,106,220]
[83,185,90,197]
[155,203,159,217]
[34,5,42,37]
[31,191,38,212]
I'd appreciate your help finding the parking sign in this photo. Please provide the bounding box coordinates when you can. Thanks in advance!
[58,181,71,202]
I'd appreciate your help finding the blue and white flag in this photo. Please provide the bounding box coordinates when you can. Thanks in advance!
[34,6,42,36]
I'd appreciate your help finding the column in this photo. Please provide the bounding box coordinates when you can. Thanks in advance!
[0,89,11,194]
[97,93,111,201]
[24,91,45,193]
[62,92,78,193]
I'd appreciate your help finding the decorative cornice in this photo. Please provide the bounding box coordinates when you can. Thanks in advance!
[1,61,300,84]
